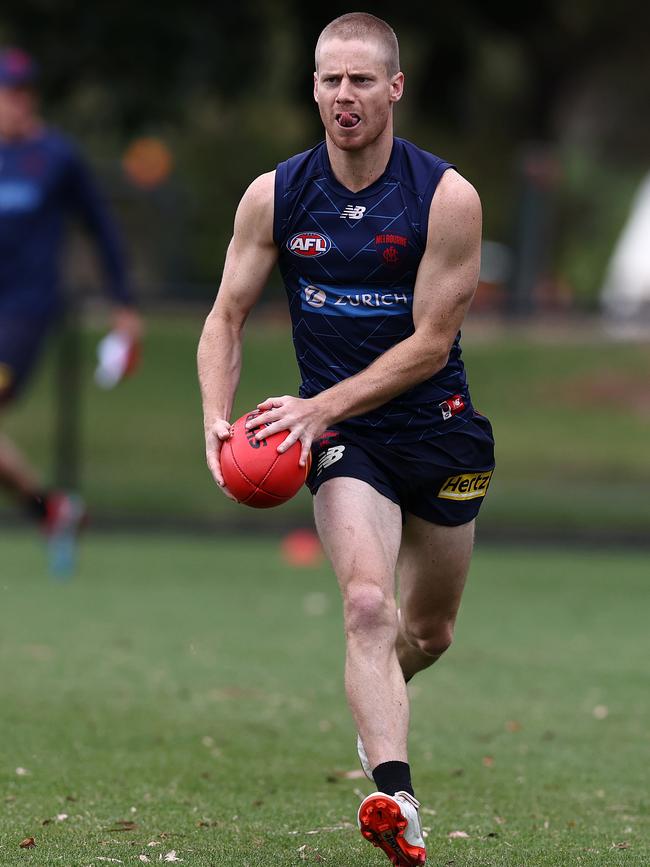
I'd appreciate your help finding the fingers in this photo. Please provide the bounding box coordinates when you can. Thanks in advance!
[278,430,312,467]
[207,447,237,500]
[249,398,287,429]
[213,420,235,441]
[277,429,300,453]
[256,418,291,440]
[206,420,234,489]
[257,396,286,412]
[206,437,225,486]
[248,410,273,429]
[299,441,312,468]
[245,396,320,467]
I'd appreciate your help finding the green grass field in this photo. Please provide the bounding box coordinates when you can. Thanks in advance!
[3,313,650,534]
[1,532,648,866]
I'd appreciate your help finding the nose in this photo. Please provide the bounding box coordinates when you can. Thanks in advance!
[335,76,354,104]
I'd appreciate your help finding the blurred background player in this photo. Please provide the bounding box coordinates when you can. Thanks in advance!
[0,46,141,543]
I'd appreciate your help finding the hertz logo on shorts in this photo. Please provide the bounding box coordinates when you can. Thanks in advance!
[438,470,493,501]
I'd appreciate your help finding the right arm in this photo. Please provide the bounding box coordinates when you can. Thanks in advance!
[197,171,278,493]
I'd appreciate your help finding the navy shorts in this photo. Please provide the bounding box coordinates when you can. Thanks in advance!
[0,316,52,406]
[307,413,495,526]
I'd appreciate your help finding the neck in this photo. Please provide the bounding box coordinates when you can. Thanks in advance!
[325,122,394,193]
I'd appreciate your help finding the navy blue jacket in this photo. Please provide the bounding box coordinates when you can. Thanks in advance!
[0,128,132,319]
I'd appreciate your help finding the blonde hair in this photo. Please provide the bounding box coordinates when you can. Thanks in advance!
[315,13,400,77]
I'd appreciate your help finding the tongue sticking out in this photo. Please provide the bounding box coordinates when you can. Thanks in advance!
[338,112,359,128]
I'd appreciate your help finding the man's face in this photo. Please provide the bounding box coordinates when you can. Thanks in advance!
[314,38,403,152]
[0,85,36,137]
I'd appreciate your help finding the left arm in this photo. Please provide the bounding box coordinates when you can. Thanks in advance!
[68,149,142,338]
[253,170,482,464]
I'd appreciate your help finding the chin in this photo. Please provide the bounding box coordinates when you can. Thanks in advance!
[328,127,370,151]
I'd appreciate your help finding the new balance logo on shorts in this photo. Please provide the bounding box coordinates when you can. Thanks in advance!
[438,470,493,501]
[340,204,366,220]
[317,445,346,474]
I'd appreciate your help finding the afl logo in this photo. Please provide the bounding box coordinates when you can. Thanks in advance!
[304,285,327,308]
[288,231,332,257]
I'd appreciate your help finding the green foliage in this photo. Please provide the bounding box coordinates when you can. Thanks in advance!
[0,535,648,864]
[2,0,649,293]
[557,151,644,305]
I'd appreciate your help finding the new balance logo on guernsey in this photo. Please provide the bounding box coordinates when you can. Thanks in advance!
[340,204,366,220]
[317,445,346,474]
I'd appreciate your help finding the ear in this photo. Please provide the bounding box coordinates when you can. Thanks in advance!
[389,71,404,104]
[313,71,319,104]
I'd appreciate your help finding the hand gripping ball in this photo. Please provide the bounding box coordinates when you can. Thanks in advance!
[220,411,311,508]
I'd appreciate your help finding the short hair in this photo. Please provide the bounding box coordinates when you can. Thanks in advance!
[315,13,400,78]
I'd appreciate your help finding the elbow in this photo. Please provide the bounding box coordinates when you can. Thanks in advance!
[425,349,450,379]
[416,343,451,381]
[204,305,245,339]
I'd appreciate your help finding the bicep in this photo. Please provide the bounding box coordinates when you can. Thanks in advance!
[214,233,277,324]
[211,172,278,326]
[412,172,482,342]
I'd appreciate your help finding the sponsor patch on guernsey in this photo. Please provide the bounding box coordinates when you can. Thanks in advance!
[437,470,493,501]
[288,231,331,257]
[299,277,412,317]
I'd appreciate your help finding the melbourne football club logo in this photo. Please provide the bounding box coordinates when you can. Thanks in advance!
[304,285,327,308]
[375,233,408,267]
[340,204,366,220]
[288,231,332,257]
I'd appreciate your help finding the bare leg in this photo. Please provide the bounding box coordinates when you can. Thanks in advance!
[314,477,406,770]
[396,517,475,681]
[0,429,42,500]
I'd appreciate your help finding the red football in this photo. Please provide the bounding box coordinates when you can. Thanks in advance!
[220,410,311,508]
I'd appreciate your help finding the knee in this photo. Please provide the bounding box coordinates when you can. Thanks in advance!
[343,582,396,636]
[403,618,454,659]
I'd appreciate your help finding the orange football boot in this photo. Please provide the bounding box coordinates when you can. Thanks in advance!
[358,790,426,866]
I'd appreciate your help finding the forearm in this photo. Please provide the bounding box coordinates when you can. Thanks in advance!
[91,219,133,306]
[72,159,133,305]
[315,330,450,426]
[197,310,243,429]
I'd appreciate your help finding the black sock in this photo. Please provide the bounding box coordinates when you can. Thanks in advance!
[372,761,414,797]
[25,490,48,521]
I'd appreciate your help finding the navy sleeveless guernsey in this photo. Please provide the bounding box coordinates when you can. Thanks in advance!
[274,137,472,447]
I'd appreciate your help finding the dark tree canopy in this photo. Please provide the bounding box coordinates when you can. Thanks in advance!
[1,0,648,297]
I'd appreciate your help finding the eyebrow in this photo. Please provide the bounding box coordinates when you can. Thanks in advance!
[319,69,377,77]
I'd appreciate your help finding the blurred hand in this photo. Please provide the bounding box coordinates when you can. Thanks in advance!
[205,418,237,500]
[112,306,143,341]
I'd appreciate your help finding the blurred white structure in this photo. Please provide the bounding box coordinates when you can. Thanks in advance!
[601,172,650,322]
